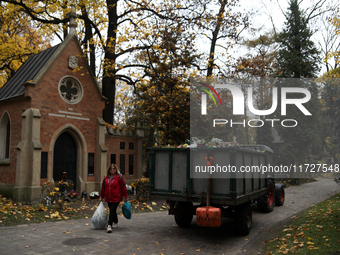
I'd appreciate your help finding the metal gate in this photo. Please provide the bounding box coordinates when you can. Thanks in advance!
[53,132,77,191]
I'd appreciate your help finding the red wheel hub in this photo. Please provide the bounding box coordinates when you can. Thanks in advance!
[268,185,274,206]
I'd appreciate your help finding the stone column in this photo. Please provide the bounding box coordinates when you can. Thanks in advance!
[95,117,108,191]
[14,108,42,204]
[136,122,145,179]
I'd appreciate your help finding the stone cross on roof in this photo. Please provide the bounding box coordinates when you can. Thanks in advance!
[67,5,77,35]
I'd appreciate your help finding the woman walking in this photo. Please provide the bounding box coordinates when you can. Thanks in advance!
[100,164,128,233]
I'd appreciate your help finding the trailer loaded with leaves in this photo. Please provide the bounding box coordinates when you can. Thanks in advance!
[149,146,285,235]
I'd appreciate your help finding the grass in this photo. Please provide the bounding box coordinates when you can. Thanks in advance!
[264,193,340,254]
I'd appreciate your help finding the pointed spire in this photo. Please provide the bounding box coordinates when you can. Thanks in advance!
[68,5,77,35]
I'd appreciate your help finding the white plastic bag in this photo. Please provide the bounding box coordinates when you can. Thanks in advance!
[91,202,108,229]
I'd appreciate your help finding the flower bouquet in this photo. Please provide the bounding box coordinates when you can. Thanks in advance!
[66,190,79,201]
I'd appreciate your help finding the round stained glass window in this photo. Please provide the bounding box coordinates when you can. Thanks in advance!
[58,76,83,104]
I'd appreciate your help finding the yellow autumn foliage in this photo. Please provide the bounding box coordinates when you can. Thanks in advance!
[0,4,52,88]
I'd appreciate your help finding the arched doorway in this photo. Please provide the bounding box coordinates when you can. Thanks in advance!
[53,132,77,191]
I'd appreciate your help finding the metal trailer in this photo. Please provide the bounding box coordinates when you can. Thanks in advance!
[149,146,285,235]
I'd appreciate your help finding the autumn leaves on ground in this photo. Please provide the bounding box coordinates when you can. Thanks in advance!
[263,193,340,254]
[1,193,340,254]
[0,195,169,227]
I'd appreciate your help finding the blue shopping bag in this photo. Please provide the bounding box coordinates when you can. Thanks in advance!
[122,201,132,220]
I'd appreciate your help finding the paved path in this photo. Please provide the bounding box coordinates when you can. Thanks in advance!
[0,179,339,255]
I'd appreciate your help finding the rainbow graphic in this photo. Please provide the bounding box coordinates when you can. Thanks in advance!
[197,82,222,106]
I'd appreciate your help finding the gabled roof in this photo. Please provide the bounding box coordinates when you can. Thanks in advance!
[0,44,61,101]
[0,34,104,103]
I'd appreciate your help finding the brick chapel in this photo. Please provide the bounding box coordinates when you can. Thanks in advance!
[0,10,144,204]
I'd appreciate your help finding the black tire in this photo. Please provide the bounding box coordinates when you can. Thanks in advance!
[235,203,252,236]
[275,184,285,206]
[174,202,193,228]
[258,179,275,213]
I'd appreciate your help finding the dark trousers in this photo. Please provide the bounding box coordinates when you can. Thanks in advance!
[107,202,119,226]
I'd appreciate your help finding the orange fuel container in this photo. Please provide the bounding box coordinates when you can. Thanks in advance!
[196,206,222,227]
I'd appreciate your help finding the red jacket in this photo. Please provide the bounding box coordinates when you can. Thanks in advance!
[100,174,128,203]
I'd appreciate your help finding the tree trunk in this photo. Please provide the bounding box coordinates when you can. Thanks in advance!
[102,0,118,124]
[207,0,226,77]
[80,5,96,76]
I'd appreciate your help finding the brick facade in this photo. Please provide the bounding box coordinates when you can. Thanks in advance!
[0,98,29,185]
[106,136,139,183]
[0,35,143,203]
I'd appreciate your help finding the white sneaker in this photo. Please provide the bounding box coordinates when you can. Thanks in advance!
[107,225,112,233]
[113,223,118,229]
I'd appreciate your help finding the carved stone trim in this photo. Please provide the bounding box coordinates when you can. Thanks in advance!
[58,75,83,105]
[68,56,78,69]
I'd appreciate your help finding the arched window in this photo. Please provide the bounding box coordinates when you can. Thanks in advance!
[0,111,10,160]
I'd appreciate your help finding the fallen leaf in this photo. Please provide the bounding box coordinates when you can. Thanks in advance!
[146,205,154,211]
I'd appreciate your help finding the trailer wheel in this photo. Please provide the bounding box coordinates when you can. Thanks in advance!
[275,184,285,206]
[258,179,275,213]
[235,203,252,236]
[174,202,193,228]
